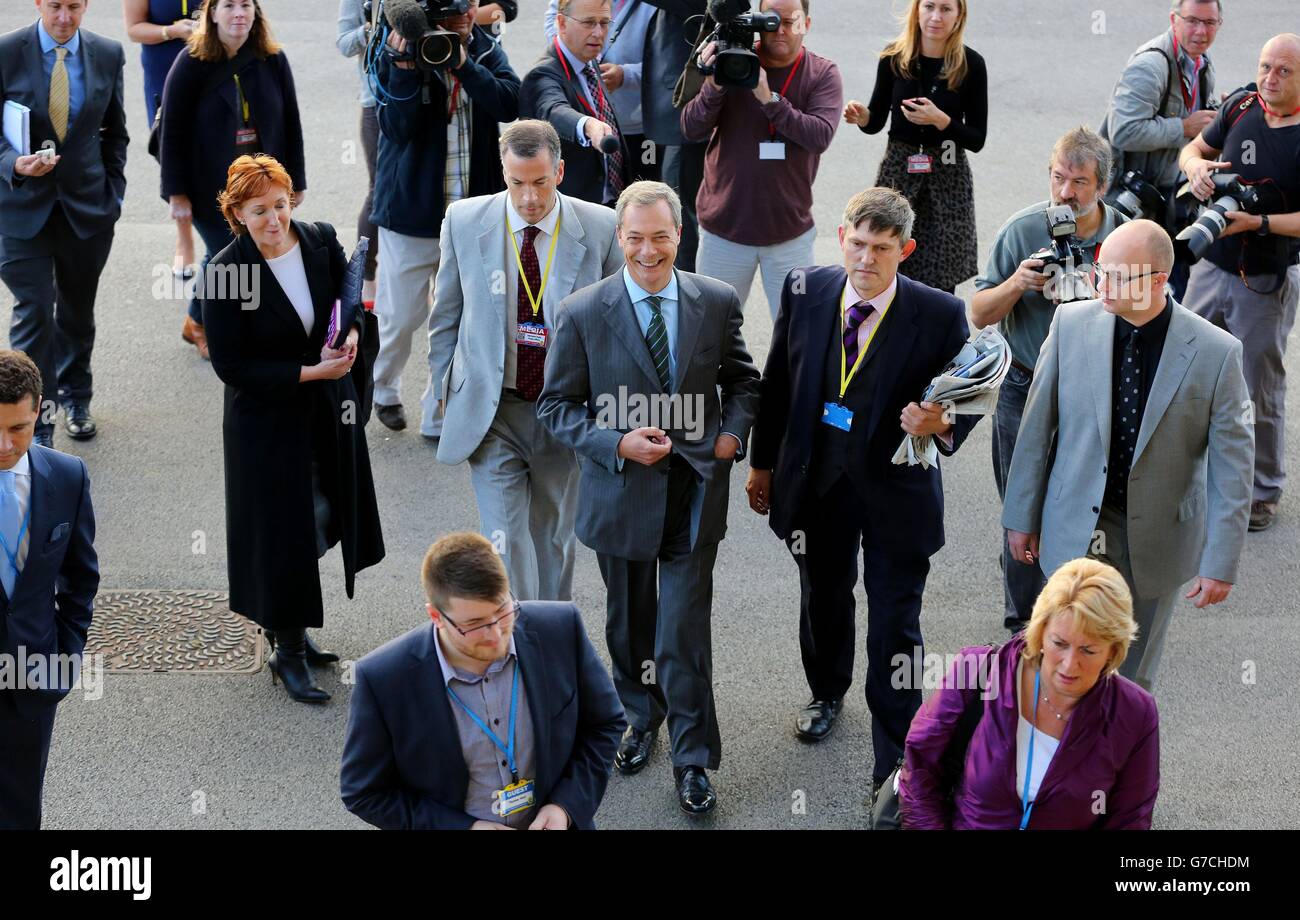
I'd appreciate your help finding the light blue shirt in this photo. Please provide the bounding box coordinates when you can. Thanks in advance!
[624,266,679,385]
[37,20,85,131]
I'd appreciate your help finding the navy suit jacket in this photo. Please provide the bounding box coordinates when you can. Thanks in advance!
[750,267,976,558]
[0,445,99,719]
[340,603,626,830]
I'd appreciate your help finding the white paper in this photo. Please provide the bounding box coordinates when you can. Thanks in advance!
[3,100,30,156]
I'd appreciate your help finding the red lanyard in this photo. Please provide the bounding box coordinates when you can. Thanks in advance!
[767,49,805,139]
[446,76,462,117]
[1258,93,1300,118]
[555,37,605,118]
[1170,35,1203,111]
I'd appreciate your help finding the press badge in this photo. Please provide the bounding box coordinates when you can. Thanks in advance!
[235,127,261,148]
[906,153,933,174]
[516,322,547,348]
[759,141,787,160]
[492,778,536,817]
[822,402,853,431]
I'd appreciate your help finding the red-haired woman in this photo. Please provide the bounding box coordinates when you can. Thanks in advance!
[201,155,383,704]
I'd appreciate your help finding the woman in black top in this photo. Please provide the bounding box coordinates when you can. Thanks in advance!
[843,0,987,294]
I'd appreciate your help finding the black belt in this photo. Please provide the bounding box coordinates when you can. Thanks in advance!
[1010,357,1033,378]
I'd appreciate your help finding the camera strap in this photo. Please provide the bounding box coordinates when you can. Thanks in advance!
[767,49,805,139]
[1169,35,1205,111]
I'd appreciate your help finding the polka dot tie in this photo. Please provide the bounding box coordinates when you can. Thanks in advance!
[1107,324,1142,510]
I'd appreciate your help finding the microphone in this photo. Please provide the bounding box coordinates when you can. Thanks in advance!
[598,134,621,155]
[383,0,429,42]
[707,0,750,21]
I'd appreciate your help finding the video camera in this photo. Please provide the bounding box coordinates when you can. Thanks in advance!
[371,0,470,73]
[1030,205,1096,305]
[696,0,782,90]
[1174,172,1287,265]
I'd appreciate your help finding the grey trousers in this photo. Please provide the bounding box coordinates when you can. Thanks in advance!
[374,227,441,436]
[467,392,579,602]
[1183,260,1300,502]
[992,363,1047,629]
[1090,503,1180,691]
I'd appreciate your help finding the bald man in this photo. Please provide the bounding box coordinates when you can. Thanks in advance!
[1179,33,1300,532]
[1003,220,1254,690]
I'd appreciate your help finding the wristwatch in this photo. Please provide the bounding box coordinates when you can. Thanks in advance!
[768,91,781,106]
[1257,214,1271,236]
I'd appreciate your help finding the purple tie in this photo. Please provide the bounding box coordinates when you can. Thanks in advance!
[843,300,875,370]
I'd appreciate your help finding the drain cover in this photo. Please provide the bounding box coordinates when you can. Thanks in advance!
[85,590,265,674]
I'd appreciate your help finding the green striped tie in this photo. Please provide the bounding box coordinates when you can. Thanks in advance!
[643,295,671,392]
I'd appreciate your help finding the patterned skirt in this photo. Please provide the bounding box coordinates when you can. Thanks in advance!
[874,138,979,292]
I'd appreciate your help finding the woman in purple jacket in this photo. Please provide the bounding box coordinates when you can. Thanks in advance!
[900,558,1159,829]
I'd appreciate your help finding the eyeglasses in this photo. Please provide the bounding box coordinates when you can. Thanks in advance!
[1091,267,1161,291]
[1174,12,1222,30]
[569,17,613,31]
[440,595,520,636]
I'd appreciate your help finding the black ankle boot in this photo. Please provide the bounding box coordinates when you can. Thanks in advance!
[265,629,340,666]
[267,628,330,704]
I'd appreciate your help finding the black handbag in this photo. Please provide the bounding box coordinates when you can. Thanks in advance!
[871,643,1000,830]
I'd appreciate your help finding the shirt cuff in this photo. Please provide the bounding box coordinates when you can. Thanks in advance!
[721,432,744,457]
[576,116,591,147]
[936,428,954,451]
[615,434,625,472]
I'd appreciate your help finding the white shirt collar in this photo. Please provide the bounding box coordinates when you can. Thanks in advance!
[505,194,562,238]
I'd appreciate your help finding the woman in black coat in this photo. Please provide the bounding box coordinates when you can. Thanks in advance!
[160,0,306,359]
[201,154,383,704]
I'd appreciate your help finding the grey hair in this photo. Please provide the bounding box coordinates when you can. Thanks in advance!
[841,186,915,245]
[615,180,683,229]
[1172,0,1222,12]
[1050,125,1114,191]
[498,119,562,170]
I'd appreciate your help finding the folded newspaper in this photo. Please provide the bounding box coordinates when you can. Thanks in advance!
[891,326,1012,469]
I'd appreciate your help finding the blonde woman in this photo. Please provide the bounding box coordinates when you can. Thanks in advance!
[898,558,1159,829]
[843,0,986,293]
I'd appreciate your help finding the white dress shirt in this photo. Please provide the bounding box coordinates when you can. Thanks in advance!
[503,195,562,390]
[264,242,315,337]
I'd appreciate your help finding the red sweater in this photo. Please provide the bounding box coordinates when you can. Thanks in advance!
[680,49,842,247]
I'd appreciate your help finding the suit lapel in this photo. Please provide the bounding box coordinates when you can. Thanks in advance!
[65,31,98,141]
[512,618,550,790]
[297,222,334,347]
[862,275,920,442]
[23,26,53,146]
[671,272,704,394]
[477,193,508,326]
[14,446,54,600]
[602,276,662,389]
[1132,304,1197,465]
[547,195,587,317]
[1032,681,1104,806]
[1084,308,1115,451]
[243,230,312,340]
[412,627,470,787]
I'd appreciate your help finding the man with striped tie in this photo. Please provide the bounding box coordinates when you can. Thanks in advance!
[538,181,760,815]
[0,0,127,447]
[746,187,978,802]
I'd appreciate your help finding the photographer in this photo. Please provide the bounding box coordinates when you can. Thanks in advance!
[970,126,1127,633]
[680,0,842,321]
[1100,0,1223,298]
[369,0,520,435]
[1179,33,1300,533]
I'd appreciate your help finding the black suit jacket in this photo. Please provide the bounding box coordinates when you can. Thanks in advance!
[639,0,706,145]
[520,43,632,206]
[0,23,127,240]
[0,445,99,719]
[751,267,976,557]
[340,603,626,830]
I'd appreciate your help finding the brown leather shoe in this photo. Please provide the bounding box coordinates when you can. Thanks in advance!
[1249,501,1279,532]
[182,316,210,360]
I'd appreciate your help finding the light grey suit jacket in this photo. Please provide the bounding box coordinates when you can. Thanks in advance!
[428,191,623,465]
[1002,297,1253,598]
[537,270,761,562]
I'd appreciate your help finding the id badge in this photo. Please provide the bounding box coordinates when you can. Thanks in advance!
[492,778,536,817]
[516,321,547,348]
[822,402,853,432]
[235,127,261,148]
[759,142,787,161]
[906,153,933,174]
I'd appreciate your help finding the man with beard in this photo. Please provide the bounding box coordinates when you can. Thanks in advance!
[970,126,1129,634]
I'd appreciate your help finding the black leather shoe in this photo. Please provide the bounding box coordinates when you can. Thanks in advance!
[267,628,330,704]
[795,698,842,742]
[614,726,656,775]
[33,430,54,449]
[376,403,406,431]
[265,629,339,666]
[63,403,97,440]
[674,766,717,815]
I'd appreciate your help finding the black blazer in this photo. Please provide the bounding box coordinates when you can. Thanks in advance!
[639,0,707,146]
[159,48,305,224]
[751,267,977,557]
[0,23,128,240]
[340,603,627,830]
[0,445,99,720]
[520,43,632,206]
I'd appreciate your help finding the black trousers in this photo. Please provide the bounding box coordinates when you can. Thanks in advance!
[0,205,114,431]
[663,141,706,272]
[188,212,235,324]
[0,689,57,830]
[359,105,380,282]
[790,475,930,782]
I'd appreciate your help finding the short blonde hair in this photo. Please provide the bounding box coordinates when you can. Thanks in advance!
[1022,558,1138,677]
[615,180,682,230]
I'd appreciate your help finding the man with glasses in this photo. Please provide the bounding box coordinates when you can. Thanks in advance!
[522,0,633,205]
[1002,219,1253,691]
[1100,0,1223,299]
[341,531,626,829]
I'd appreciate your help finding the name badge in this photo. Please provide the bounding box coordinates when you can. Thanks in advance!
[235,127,261,148]
[492,778,536,818]
[822,402,853,432]
[906,153,934,174]
[759,141,787,160]
[516,321,547,348]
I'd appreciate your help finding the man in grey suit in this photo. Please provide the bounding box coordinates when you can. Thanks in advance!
[429,120,623,602]
[0,0,127,447]
[538,180,760,815]
[1003,220,1254,690]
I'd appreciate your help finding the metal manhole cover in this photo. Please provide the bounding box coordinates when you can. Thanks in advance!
[85,591,265,674]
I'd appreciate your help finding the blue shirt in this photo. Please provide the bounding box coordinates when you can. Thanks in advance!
[624,266,679,386]
[37,20,85,131]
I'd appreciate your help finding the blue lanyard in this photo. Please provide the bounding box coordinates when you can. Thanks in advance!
[0,496,30,578]
[1019,669,1041,830]
[446,663,521,783]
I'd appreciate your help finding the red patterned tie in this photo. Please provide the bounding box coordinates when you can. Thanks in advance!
[583,61,625,201]
[515,226,546,401]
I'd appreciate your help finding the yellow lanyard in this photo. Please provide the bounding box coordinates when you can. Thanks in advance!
[508,206,562,319]
[233,73,250,124]
[182,0,189,15]
[838,283,893,399]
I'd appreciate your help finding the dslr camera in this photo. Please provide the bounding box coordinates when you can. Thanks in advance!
[1109,170,1166,224]
[374,0,470,72]
[1174,172,1286,265]
[1030,205,1096,305]
[696,0,782,90]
